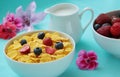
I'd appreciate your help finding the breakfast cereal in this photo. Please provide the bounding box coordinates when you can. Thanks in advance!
[6,31,73,63]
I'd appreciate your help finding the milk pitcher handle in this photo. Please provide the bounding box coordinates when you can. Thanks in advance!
[79,7,94,33]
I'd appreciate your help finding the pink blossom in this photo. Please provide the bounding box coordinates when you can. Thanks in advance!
[0,22,16,39]
[0,1,46,40]
[3,13,23,32]
[76,50,98,70]
[3,1,46,33]
[15,1,47,31]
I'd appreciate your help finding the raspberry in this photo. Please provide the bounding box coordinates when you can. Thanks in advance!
[45,47,56,55]
[111,17,120,24]
[95,14,111,25]
[110,22,120,38]
[19,44,30,54]
[96,25,111,37]
[43,37,53,46]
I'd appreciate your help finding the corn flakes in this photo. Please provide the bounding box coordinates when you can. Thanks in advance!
[6,31,73,63]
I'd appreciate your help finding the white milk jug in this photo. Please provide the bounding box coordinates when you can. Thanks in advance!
[45,3,94,43]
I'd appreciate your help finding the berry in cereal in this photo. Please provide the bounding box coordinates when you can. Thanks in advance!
[45,46,56,55]
[34,47,42,56]
[6,31,73,63]
[37,32,45,39]
[55,42,64,49]
[43,37,53,46]
[19,44,30,54]
[20,39,27,45]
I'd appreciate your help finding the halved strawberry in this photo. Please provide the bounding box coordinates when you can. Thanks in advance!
[19,44,30,54]
[45,46,56,55]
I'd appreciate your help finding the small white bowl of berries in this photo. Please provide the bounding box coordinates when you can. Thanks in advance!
[4,30,75,77]
[93,10,120,57]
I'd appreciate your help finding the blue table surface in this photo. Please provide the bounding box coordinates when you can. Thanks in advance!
[1,0,120,77]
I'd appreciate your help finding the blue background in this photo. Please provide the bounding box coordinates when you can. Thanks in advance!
[0,0,120,77]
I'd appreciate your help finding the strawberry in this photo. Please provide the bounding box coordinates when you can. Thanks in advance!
[102,23,111,27]
[45,46,56,55]
[97,25,111,37]
[110,22,120,38]
[19,44,30,54]
[43,37,53,46]
[111,17,120,24]
[95,14,111,25]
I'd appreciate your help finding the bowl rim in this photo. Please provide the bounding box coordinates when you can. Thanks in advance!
[94,10,120,20]
[4,30,75,65]
[92,10,120,41]
[106,10,120,15]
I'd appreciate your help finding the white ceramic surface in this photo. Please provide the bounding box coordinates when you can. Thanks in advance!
[93,28,120,57]
[4,30,75,77]
[92,10,120,57]
[45,3,94,43]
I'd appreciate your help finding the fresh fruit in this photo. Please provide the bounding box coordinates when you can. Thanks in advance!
[20,39,27,45]
[43,37,53,46]
[95,14,111,25]
[37,32,45,39]
[34,47,42,56]
[96,25,111,37]
[111,17,120,24]
[55,42,64,49]
[94,24,101,30]
[45,46,56,55]
[102,23,111,26]
[110,22,120,38]
[19,44,30,54]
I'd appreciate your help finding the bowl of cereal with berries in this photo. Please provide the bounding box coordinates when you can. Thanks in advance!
[4,30,75,77]
[93,10,120,57]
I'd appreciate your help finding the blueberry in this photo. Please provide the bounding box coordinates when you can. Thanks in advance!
[37,32,45,39]
[34,47,42,56]
[20,39,27,45]
[55,42,64,49]
[94,24,101,30]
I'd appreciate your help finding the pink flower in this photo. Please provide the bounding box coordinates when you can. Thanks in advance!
[3,13,23,32]
[15,1,47,31]
[0,1,46,40]
[3,1,46,33]
[76,50,98,70]
[0,22,16,39]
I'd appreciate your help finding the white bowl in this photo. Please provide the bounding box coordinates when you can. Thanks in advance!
[92,10,120,57]
[4,30,75,77]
